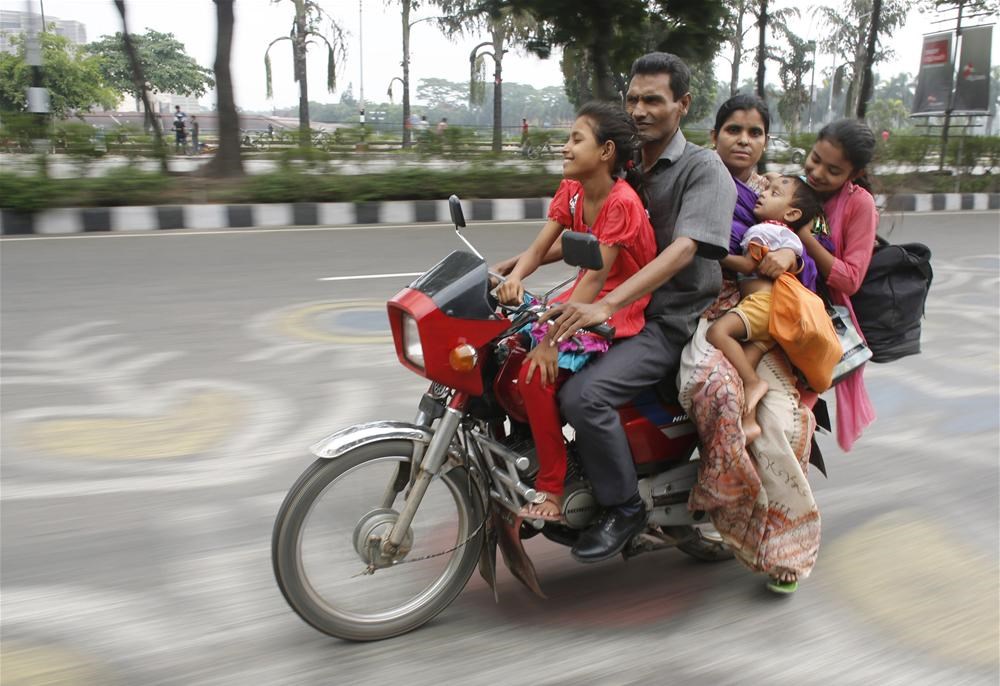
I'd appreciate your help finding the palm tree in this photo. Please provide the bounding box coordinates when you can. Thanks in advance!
[391,2,443,148]
[264,0,346,146]
[436,2,538,153]
[818,0,909,117]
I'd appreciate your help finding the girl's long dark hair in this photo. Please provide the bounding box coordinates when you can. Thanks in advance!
[575,101,646,205]
[817,118,877,195]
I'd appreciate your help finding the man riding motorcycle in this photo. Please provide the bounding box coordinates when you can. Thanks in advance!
[497,52,737,563]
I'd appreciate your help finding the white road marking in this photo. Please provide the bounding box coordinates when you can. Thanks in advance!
[318,272,423,281]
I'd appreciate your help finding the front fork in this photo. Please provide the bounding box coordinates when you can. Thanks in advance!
[383,392,467,553]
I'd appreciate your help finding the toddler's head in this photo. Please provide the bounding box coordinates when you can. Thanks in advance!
[753,175,823,229]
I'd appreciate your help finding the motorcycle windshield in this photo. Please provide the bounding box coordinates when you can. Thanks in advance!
[410,251,496,320]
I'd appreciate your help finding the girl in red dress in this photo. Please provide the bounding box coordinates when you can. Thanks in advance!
[497,102,657,521]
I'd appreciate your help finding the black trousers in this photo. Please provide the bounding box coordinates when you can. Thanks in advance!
[558,321,689,506]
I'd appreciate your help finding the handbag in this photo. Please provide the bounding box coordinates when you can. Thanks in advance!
[828,304,873,385]
[816,276,873,385]
[850,236,932,363]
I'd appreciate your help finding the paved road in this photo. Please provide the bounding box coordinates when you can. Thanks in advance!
[2,212,998,685]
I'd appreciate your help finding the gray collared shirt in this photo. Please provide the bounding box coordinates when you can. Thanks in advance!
[642,130,736,337]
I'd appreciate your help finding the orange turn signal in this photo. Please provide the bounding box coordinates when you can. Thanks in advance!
[449,343,478,372]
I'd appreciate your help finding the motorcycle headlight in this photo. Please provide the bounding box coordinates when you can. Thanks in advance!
[402,314,424,369]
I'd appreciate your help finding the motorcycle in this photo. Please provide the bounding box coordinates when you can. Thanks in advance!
[272,196,733,642]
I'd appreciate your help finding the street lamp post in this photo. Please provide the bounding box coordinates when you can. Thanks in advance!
[469,23,506,154]
[358,0,364,124]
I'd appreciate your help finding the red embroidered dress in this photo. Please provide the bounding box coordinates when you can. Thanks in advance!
[546,178,657,338]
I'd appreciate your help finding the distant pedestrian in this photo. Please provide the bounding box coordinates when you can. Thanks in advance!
[881,129,890,143]
[418,115,430,131]
[520,117,530,155]
[267,123,274,138]
[173,106,187,153]
[436,117,448,135]
[190,115,200,154]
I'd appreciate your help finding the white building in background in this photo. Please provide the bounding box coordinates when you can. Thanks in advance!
[0,9,87,54]
[159,94,205,114]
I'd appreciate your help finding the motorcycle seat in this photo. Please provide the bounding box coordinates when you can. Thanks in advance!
[654,371,680,405]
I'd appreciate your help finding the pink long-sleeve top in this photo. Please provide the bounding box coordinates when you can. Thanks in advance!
[823,180,878,451]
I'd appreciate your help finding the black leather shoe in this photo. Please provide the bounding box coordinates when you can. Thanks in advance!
[571,505,648,563]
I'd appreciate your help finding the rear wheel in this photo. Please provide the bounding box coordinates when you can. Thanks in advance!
[272,440,485,641]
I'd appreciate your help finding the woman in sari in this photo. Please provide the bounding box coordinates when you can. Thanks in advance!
[678,95,825,594]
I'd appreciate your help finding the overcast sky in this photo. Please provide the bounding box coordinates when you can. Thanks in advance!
[25,0,999,113]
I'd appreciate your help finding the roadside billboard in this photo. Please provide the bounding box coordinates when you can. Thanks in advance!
[912,31,954,115]
[952,24,993,114]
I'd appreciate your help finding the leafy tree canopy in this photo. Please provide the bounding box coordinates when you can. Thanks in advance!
[86,29,214,100]
[776,30,814,133]
[817,0,909,115]
[279,78,575,130]
[498,0,728,100]
[0,32,118,117]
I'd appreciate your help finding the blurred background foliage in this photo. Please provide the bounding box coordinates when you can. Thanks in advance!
[1,0,998,213]
[2,127,997,212]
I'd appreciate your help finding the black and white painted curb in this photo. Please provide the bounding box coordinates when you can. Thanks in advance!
[2,193,998,235]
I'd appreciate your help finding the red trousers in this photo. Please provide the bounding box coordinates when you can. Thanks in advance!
[517,363,571,496]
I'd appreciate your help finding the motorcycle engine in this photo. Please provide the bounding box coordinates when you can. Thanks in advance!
[560,481,599,529]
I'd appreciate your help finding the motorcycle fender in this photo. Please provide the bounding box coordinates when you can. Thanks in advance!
[309,421,433,460]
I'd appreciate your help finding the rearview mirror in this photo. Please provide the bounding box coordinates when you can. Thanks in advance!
[561,231,603,271]
[448,195,466,228]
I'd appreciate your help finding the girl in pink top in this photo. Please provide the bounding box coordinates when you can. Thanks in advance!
[497,101,656,521]
[797,119,879,452]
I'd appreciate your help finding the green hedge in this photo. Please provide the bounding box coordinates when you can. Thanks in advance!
[244,167,562,203]
[3,159,997,213]
[0,166,564,211]
[0,167,171,212]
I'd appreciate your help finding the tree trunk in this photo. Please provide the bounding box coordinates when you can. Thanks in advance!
[755,0,768,173]
[590,26,616,101]
[402,1,411,148]
[856,0,882,119]
[843,79,856,117]
[730,44,742,96]
[730,0,746,96]
[294,0,310,147]
[755,0,767,99]
[491,24,504,153]
[205,0,243,177]
[114,0,167,173]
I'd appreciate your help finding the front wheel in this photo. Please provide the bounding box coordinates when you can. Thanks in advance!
[272,440,485,641]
